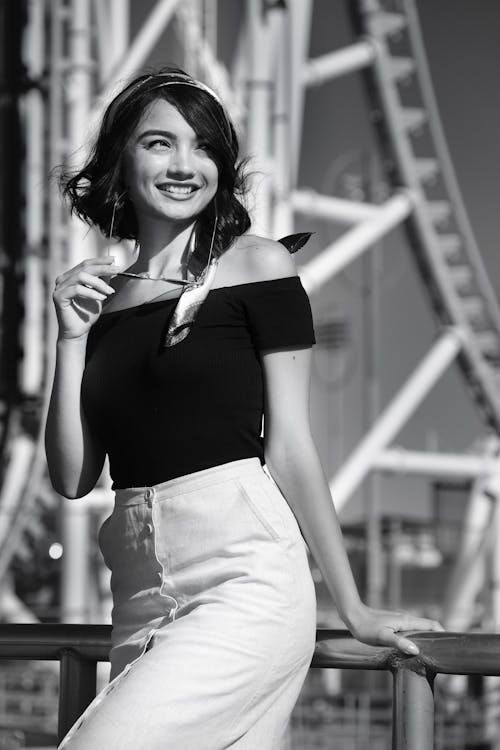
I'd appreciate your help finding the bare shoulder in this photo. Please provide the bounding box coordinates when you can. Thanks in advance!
[217,233,297,286]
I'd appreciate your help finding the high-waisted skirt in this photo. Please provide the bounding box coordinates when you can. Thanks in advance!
[58,457,317,749]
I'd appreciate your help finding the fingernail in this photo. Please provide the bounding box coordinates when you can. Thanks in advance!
[406,643,419,655]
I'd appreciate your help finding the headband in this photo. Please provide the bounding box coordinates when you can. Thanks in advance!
[105,72,232,136]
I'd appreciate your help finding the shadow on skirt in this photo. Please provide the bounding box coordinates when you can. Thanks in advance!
[58,457,317,750]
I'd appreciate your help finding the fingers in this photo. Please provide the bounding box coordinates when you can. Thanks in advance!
[65,283,109,302]
[81,256,118,269]
[393,634,420,655]
[82,257,123,277]
[407,618,445,632]
[54,256,120,288]
[77,271,116,295]
[375,627,419,655]
[53,256,121,306]
[377,618,445,655]
[385,614,445,634]
[394,616,445,633]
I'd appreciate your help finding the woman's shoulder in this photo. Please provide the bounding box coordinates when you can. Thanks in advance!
[217,233,297,287]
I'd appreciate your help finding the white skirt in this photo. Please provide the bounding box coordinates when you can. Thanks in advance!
[58,457,317,749]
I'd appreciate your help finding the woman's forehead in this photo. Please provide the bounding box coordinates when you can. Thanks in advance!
[133,98,197,138]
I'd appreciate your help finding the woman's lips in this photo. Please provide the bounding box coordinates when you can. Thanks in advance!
[157,183,200,198]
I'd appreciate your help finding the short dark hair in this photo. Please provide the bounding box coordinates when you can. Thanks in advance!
[61,66,251,266]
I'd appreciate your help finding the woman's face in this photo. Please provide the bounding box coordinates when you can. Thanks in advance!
[122,98,219,226]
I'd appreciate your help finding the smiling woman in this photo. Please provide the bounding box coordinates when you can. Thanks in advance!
[61,67,250,279]
[46,66,443,750]
[122,100,219,226]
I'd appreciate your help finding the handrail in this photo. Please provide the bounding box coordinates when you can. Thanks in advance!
[315,629,500,675]
[1,625,500,747]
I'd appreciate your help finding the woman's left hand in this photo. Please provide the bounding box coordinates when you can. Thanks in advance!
[347,602,444,655]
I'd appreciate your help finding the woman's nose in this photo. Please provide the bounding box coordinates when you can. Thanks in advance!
[168,145,195,176]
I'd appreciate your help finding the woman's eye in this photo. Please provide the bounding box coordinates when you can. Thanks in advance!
[147,139,171,149]
[196,142,211,152]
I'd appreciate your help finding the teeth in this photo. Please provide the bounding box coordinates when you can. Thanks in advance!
[160,185,196,194]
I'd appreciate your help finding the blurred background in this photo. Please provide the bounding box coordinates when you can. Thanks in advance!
[0,0,499,747]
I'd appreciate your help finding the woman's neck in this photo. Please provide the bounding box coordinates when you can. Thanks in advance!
[132,219,195,278]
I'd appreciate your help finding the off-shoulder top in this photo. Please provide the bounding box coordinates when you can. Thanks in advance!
[81,275,316,489]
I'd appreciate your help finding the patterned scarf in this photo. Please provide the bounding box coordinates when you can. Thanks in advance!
[163,257,219,347]
[162,231,313,348]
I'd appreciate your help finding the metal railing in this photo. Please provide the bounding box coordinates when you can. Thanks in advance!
[1,624,500,747]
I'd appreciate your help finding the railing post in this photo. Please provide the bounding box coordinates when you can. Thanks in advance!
[58,648,97,743]
[392,660,435,750]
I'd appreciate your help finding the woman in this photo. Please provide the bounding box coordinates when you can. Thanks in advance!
[46,67,442,749]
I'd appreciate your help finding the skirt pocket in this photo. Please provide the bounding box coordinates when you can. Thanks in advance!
[259,470,307,547]
[235,476,288,544]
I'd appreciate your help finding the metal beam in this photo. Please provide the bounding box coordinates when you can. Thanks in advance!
[292,188,381,225]
[375,448,500,479]
[442,479,495,630]
[90,0,181,128]
[104,0,180,86]
[272,5,293,237]
[59,649,97,742]
[289,0,313,185]
[175,1,239,121]
[61,498,91,623]
[329,329,465,511]
[392,665,434,750]
[22,0,45,396]
[245,0,273,235]
[304,40,376,87]
[299,191,414,295]
[0,436,35,581]
[60,0,95,624]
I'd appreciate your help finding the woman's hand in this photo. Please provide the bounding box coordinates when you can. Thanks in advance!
[347,602,444,655]
[52,255,120,341]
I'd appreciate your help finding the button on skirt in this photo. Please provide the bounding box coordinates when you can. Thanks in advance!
[58,457,317,749]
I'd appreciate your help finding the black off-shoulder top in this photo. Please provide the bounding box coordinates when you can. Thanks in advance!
[81,276,315,489]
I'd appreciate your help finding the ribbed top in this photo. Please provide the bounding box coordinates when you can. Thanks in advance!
[82,276,315,489]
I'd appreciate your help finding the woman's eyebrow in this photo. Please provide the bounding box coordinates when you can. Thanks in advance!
[136,129,197,142]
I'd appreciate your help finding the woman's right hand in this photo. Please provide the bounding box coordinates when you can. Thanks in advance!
[52,255,120,341]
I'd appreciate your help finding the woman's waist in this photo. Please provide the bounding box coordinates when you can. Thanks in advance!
[112,456,264,505]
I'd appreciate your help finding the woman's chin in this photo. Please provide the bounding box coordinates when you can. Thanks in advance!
[150,196,214,224]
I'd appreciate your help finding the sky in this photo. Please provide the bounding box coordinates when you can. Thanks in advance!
[133,0,500,522]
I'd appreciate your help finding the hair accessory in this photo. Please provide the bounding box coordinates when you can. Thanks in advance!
[106,72,231,136]
[148,73,224,106]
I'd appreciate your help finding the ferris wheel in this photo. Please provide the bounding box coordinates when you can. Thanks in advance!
[0,0,498,631]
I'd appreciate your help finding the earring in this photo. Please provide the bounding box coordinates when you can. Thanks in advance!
[105,191,126,255]
[206,211,218,270]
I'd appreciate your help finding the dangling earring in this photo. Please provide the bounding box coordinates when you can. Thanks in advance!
[205,211,218,270]
[187,204,218,285]
[192,210,218,286]
[204,197,218,270]
[105,190,127,255]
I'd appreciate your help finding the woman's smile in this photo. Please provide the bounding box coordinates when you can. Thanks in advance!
[123,99,219,222]
[156,181,201,199]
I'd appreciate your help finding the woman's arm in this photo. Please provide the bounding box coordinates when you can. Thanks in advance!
[45,256,118,498]
[261,345,443,654]
[45,335,106,499]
